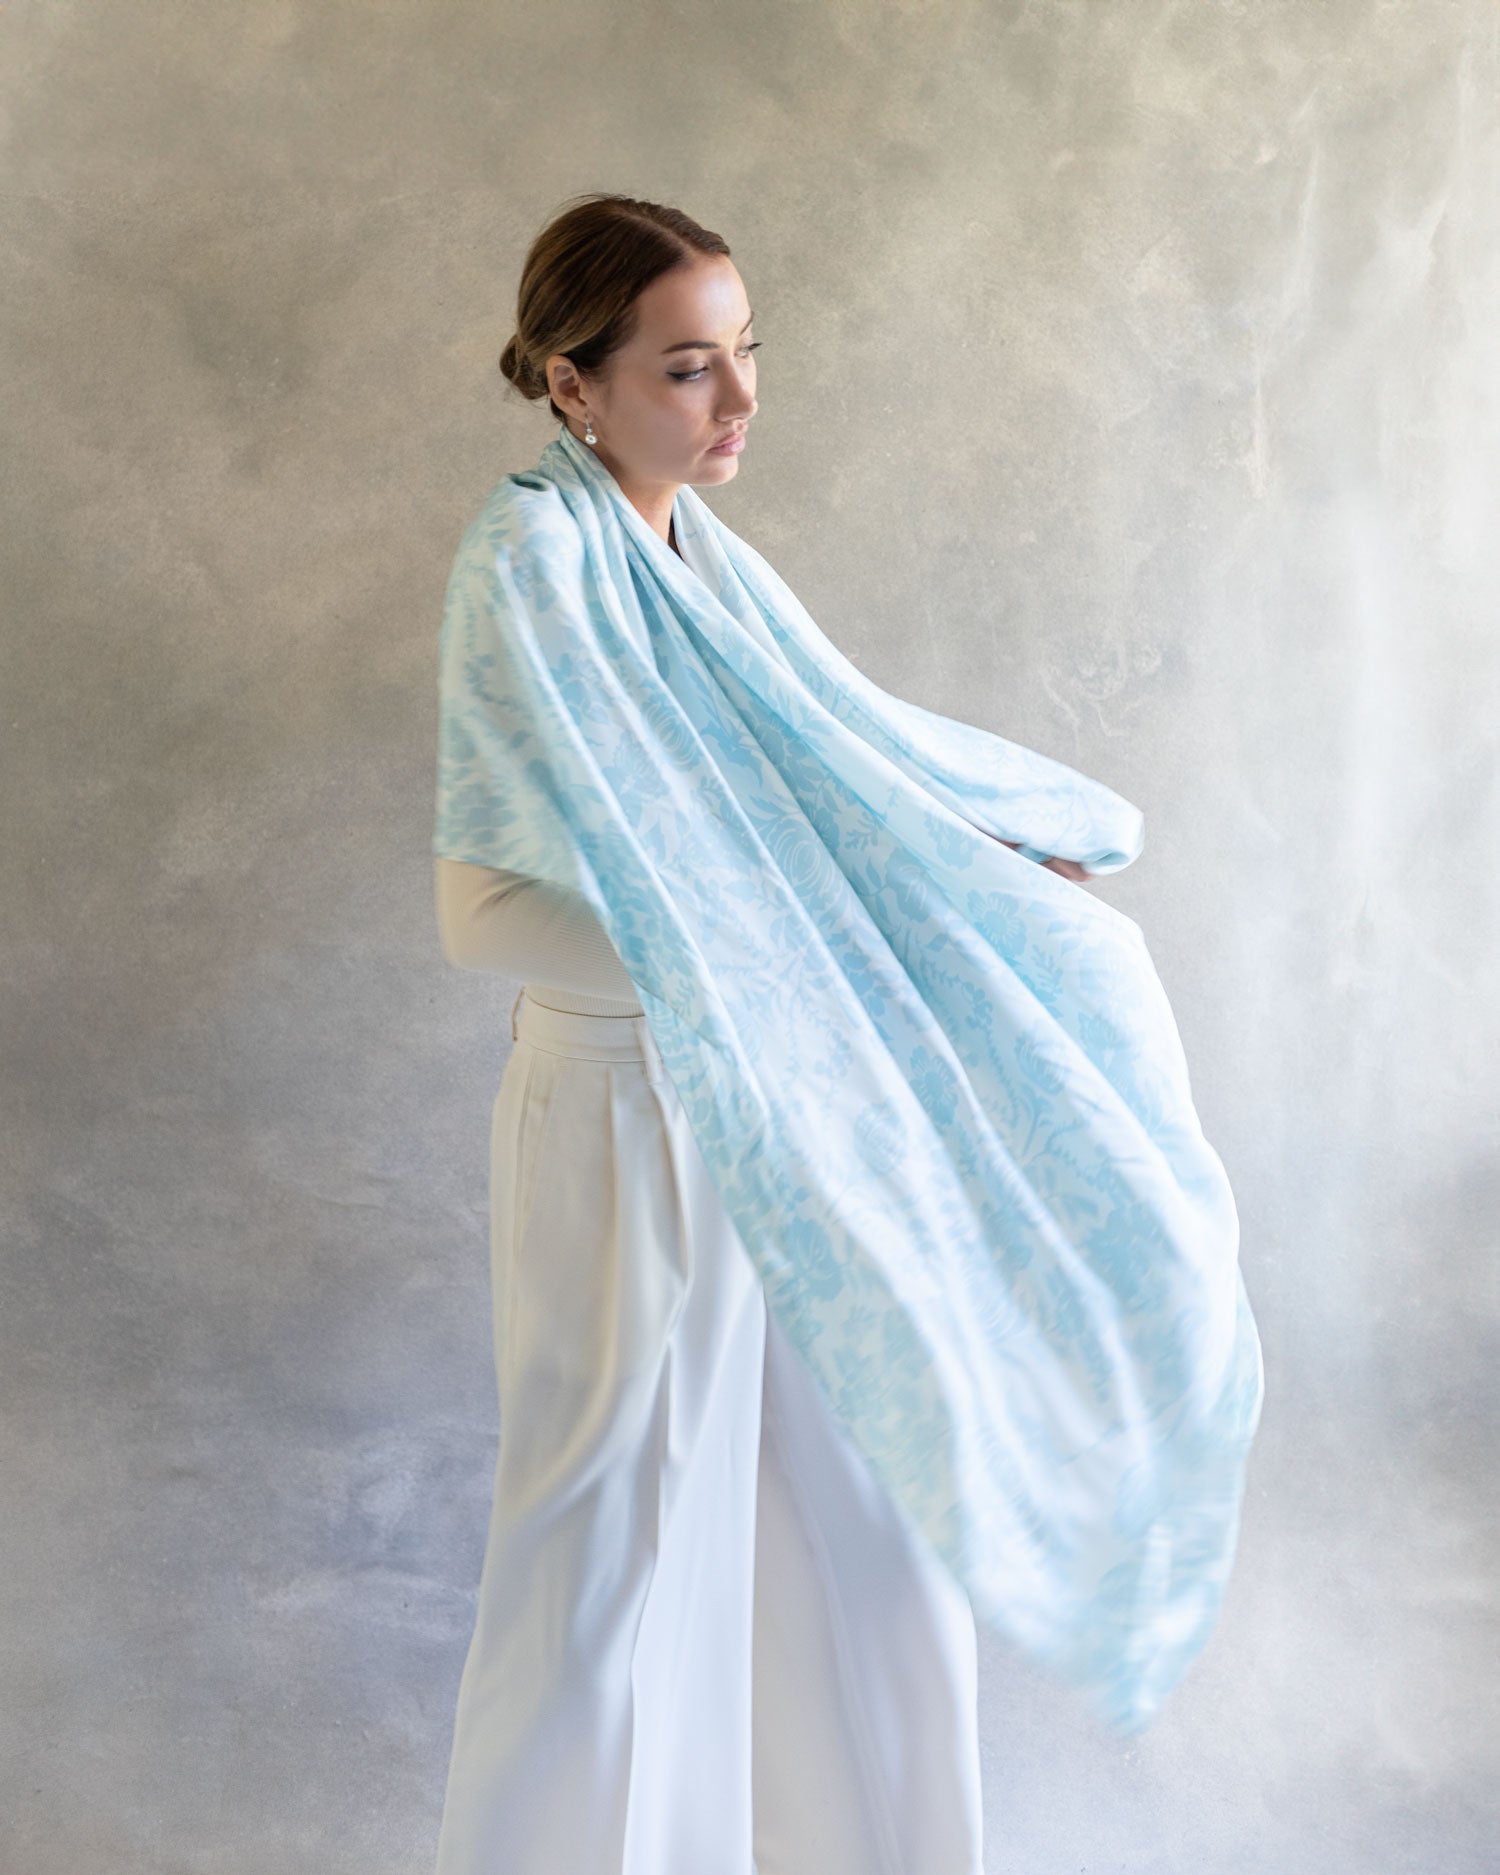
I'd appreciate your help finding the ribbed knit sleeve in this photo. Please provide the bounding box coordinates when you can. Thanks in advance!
[433,856,644,1016]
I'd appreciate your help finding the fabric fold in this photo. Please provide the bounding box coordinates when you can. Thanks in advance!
[433,421,1264,1732]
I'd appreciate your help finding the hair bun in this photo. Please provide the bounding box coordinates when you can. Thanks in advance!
[498,334,533,396]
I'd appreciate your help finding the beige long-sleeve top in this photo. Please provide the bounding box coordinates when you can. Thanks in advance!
[434,856,644,1015]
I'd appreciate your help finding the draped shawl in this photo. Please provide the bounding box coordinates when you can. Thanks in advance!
[433,420,1264,1733]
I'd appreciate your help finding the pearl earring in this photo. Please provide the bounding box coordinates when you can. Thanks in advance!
[583,413,596,446]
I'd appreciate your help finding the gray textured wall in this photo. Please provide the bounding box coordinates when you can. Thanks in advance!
[3,4,1496,1872]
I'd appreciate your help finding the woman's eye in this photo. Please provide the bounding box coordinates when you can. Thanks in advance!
[669,341,762,382]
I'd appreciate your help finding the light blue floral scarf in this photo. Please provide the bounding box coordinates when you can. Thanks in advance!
[433,420,1264,1732]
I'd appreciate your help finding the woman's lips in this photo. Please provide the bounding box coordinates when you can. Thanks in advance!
[707,431,747,454]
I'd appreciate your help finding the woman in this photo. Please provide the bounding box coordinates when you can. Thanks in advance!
[430,194,1262,1874]
[432,194,990,1875]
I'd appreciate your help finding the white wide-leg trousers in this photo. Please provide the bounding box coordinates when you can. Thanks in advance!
[433,991,985,1875]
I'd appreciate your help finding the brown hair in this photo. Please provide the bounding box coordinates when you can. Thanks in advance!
[498,194,732,425]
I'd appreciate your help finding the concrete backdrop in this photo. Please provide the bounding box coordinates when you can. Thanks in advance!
[3,3,1496,1871]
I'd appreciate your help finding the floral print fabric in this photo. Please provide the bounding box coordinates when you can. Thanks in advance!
[433,422,1264,1732]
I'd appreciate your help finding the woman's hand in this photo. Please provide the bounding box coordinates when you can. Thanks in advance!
[994,838,1091,885]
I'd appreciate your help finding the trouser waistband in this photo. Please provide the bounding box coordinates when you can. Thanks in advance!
[510,986,665,1074]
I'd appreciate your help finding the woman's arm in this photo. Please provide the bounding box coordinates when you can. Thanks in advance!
[434,856,640,1000]
[993,838,1093,885]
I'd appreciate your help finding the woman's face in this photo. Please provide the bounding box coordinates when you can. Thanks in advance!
[548,256,759,494]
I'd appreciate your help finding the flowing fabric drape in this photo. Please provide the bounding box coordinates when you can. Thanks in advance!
[433,421,1264,1732]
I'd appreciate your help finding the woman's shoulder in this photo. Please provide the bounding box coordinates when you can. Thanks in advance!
[475,467,565,526]
[454,468,576,566]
